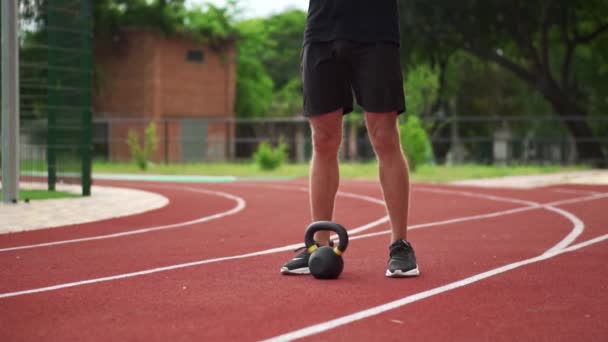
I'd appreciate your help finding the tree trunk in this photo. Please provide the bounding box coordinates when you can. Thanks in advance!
[466,46,606,167]
[556,113,605,167]
[544,89,606,167]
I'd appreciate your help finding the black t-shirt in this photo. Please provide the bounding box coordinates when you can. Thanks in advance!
[304,0,400,45]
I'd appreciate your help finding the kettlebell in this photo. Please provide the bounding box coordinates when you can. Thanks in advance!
[304,221,349,279]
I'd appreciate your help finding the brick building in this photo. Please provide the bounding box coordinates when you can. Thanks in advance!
[93,28,236,162]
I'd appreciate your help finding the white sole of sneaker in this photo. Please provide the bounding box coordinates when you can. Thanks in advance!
[385,266,420,278]
[280,267,311,275]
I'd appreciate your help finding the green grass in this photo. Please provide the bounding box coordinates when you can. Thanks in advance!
[94,161,311,178]
[411,164,589,183]
[18,189,79,201]
[93,161,590,183]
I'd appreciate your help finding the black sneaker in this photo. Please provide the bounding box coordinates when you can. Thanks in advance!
[280,241,333,275]
[386,240,420,278]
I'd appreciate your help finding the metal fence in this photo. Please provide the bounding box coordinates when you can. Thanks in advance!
[92,115,608,166]
[426,115,607,166]
[1,0,93,197]
[92,116,311,163]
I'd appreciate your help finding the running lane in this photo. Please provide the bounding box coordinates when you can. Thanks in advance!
[1,182,600,341]
[298,239,608,342]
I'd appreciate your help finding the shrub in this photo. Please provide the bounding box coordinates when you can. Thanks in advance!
[127,123,159,171]
[399,115,433,171]
[253,141,288,170]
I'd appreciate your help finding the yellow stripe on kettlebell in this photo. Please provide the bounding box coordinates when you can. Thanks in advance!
[333,248,343,256]
[307,245,318,253]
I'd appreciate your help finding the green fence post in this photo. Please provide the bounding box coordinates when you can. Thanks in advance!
[46,4,57,192]
[80,0,92,196]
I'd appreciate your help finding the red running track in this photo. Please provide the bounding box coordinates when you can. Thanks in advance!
[0,180,607,341]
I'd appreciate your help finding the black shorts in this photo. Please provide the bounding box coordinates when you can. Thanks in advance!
[301,40,406,116]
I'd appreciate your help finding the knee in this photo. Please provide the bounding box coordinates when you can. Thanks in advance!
[312,129,341,157]
[369,126,401,157]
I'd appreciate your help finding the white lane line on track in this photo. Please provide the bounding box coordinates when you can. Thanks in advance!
[240,184,569,239]
[0,190,603,299]
[347,193,607,242]
[0,188,246,252]
[414,188,608,254]
[542,206,584,255]
[261,190,608,341]
[242,184,390,235]
[231,183,559,244]
[552,188,602,195]
[415,186,539,206]
[0,184,390,252]
[261,233,608,342]
[2,182,580,253]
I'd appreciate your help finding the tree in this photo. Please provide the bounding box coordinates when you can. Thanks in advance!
[259,10,307,90]
[399,0,608,166]
[234,10,307,117]
[234,18,274,117]
[259,10,307,117]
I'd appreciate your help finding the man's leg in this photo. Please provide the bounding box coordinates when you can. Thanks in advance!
[309,109,343,245]
[365,112,418,277]
[364,112,410,242]
[279,109,343,275]
[281,40,352,275]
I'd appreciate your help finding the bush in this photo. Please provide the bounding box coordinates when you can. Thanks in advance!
[253,142,288,170]
[127,123,159,171]
[399,115,433,171]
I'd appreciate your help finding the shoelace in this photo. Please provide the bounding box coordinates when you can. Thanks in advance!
[390,243,411,257]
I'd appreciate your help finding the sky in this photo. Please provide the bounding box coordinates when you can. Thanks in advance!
[186,0,308,18]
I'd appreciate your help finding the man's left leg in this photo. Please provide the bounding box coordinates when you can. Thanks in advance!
[365,112,419,277]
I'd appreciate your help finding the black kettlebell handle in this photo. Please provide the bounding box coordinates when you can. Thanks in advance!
[304,221,349,256]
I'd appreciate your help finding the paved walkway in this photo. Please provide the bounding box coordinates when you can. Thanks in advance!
[0,183,168,234]
[450,170,608,188]
[1,170,606,234]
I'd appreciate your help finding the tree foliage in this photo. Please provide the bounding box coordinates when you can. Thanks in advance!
[400,115,433,171]
[15,0,607,165]
[234,10,307,117]
[91,1,307,118]
[399,0,608,165]
[127,122,159,171]
[235,19,274,118]
[93,0,239,48]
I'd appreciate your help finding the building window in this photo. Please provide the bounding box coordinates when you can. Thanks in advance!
[186,49,204,63]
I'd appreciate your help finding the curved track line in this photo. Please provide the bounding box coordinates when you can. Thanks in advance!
[0,184,394,298]
[346,193,607,243]
[0,188,246,252]
[1,182,563,253]
[251,184,602,255]
[261,234,608,342]
[0,184,390,252]
[416,188,608,253]
[552,188,601,195]
[542,206,584,254]
[416,186,539,206]
[262,189,608,341]
[347,206,536,241]
[244,184,390,235]
[0,190,603,299]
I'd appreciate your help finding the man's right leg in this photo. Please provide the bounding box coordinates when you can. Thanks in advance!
[281,41,350,275]
[280,109,343,275]
[308,109,343,244]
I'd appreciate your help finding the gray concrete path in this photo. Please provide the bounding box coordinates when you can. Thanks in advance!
[0,183,168,234]
[449,170,608,188]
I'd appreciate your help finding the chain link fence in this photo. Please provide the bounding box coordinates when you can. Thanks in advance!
[1,0,92,196]
[92,114,608,166]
